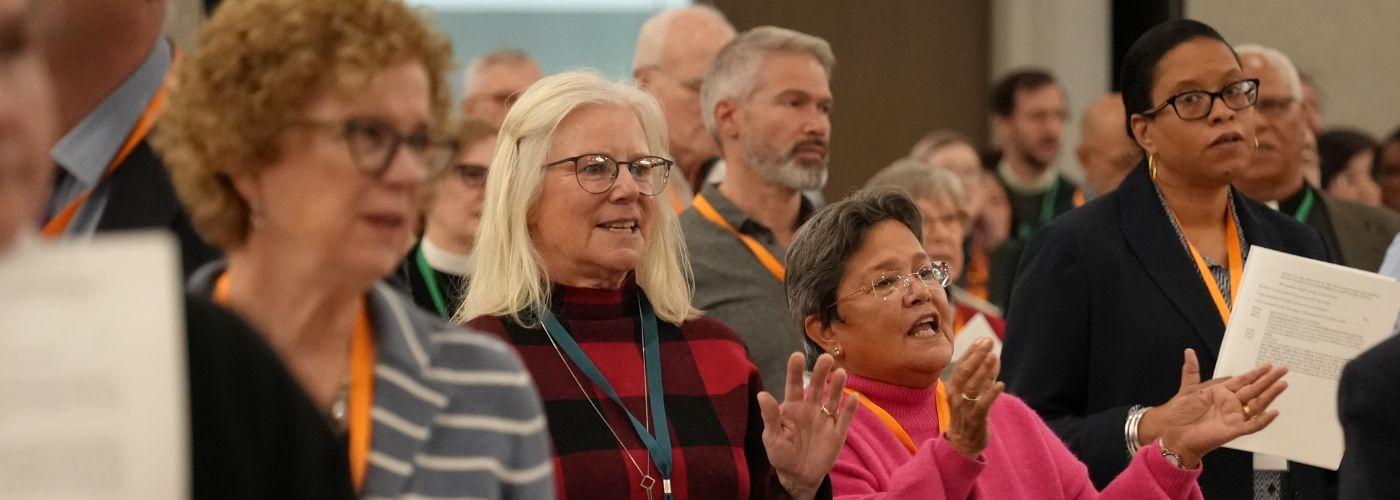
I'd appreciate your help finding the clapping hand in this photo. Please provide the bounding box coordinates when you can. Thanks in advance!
[1142,349,1288,467]
[758,352,858,500]
[943,338,1005,459]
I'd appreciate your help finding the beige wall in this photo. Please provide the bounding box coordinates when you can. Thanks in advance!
[1189,0,1400,138]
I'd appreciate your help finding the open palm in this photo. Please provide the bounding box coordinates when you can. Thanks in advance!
[1159,357,1288,460]
[758,352,858,500]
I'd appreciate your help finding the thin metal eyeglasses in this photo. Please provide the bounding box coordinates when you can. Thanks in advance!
[291,117,459,176]
[832,261,953,307]
[544,153,673,196]
[1140,78,1259,121]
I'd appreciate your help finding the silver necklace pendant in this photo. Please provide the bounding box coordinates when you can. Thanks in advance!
[640,474,656,500]
[329,384,349,431]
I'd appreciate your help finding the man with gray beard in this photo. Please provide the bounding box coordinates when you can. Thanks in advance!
[680,26,834,398]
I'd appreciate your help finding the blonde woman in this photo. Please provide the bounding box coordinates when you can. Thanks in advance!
[461,70,857,499]
[152,0,551,497]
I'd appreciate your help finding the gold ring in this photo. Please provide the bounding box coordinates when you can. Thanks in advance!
[1242,404,1253,419]
[961,392,980,403]
[820,404,834,417]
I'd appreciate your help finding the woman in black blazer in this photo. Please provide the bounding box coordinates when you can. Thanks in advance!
[1001,20,1335,500]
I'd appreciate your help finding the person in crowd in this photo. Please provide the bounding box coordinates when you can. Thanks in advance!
[400,117,496,318]
[1374,128,1400,213]
[461,48,542,128]
[152,0,552,497]
[1232,45,1400,272]
[632,5,736,212]
[1298,72,1324,134]
[984,69,1080,309]
[988,68,1078,239]
[786,187,1289,498]
[460,70,856,499]
[1318,128,1385,208]
[909,130,1010,303]
[1338,331,1400,499]
[1000,20,1336,499]
[1077,93,1143,198]
[7,1,352,497]
[865,160,1005,335]
[38,0,218,275]
[680,26,834,398]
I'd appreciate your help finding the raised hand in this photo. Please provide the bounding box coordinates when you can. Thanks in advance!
[942,338,1005,459]
[758,352,858,500]
[1138,348,1234,448]
[1159,356,1288,467]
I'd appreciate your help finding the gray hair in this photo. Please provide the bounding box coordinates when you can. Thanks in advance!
[867,158,968,209]
[632,5,734,70]
[461,48,539,93]
[909,129,972,161]
[785,187,924,363]
[1236,44,1302,100]
[700,26,835,138]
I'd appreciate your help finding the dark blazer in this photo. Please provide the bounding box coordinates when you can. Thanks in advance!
[186,295,354,499]
[1324,195,1400,272]
[986,175,1079,310]
[96,139,220,278]
[1338,334,1400,500]
[1001,164,1336,499]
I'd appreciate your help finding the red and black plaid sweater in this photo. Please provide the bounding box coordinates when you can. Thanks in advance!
[469,281,828,499]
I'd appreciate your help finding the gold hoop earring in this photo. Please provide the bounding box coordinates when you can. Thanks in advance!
[1254,136,1260,149]
[1148,154,1158,182]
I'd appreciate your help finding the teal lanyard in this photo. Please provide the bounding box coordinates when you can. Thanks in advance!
[540,298,673,498]
[414,247,450,318]
[1293,187,1315,223]
[1018,180,1061,239]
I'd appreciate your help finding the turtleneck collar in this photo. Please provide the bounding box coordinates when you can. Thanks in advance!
[547,273,641,321]
[421,236,474,276]
[845,372,943,437]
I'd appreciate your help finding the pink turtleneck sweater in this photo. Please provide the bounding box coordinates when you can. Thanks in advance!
[832,373,1204,499]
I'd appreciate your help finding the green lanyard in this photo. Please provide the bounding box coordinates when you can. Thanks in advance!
[1293,187,1315,223]
[1018,180,1061,239]
[414,246,450,318]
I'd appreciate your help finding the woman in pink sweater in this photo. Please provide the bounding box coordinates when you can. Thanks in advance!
[784,188,1290,499]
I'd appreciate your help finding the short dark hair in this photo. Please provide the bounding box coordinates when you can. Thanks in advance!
[990,69,1059,117]
[1119,19,1235,139]
[785,187,924,365]
[1317,128,1378,188]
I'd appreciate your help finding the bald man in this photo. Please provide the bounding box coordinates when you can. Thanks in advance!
[1075,93,1141,198]
[39,0,218,276]
[460,49,542,128]
[633,5,735,208]
[1234,45,1400,272]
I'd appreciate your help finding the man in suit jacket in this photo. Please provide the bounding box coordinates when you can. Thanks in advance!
[1233,45,1400,273]
[1338,334,1400,499]
[40,0,218,276]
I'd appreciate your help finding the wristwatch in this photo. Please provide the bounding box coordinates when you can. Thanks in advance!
[1158,439,1195,469]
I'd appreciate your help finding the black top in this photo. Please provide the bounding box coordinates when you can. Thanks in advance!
[395,241,469,320]
[186,295,354,499]
[1339,333,1400,500]
[986,174,1080,310]
[1278,183,1342,260]
[97,140,221,278]
[1000,164,1336,499]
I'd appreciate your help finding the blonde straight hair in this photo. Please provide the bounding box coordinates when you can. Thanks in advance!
[457,70,699,326]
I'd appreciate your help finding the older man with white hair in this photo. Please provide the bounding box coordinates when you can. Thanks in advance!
[459,48,542,128]
[633,5,735,211]
[1233,44,1400,273]
[680,26,834,397]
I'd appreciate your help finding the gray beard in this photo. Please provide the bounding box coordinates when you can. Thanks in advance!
[745,139,829,191]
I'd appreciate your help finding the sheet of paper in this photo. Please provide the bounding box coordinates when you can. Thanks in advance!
[1218,246,1400,470]
[0,232,187,499]
[941,313,1002,381]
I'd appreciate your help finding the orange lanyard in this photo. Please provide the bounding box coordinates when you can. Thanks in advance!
[844,380,952,455]
[213,272,376,490]
[692,193,786,281]
[1175,209,1244,324]
[668,184,686,214]
[42,65,172,238]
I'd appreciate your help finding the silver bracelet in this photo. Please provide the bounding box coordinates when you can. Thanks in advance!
[1124,405,1150,459]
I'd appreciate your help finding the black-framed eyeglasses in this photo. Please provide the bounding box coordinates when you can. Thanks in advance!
[831,262,952,307]
[445,163,488,188]
[1140,78,1260,121]
[293,118,459,177]
[544,153,673,196]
